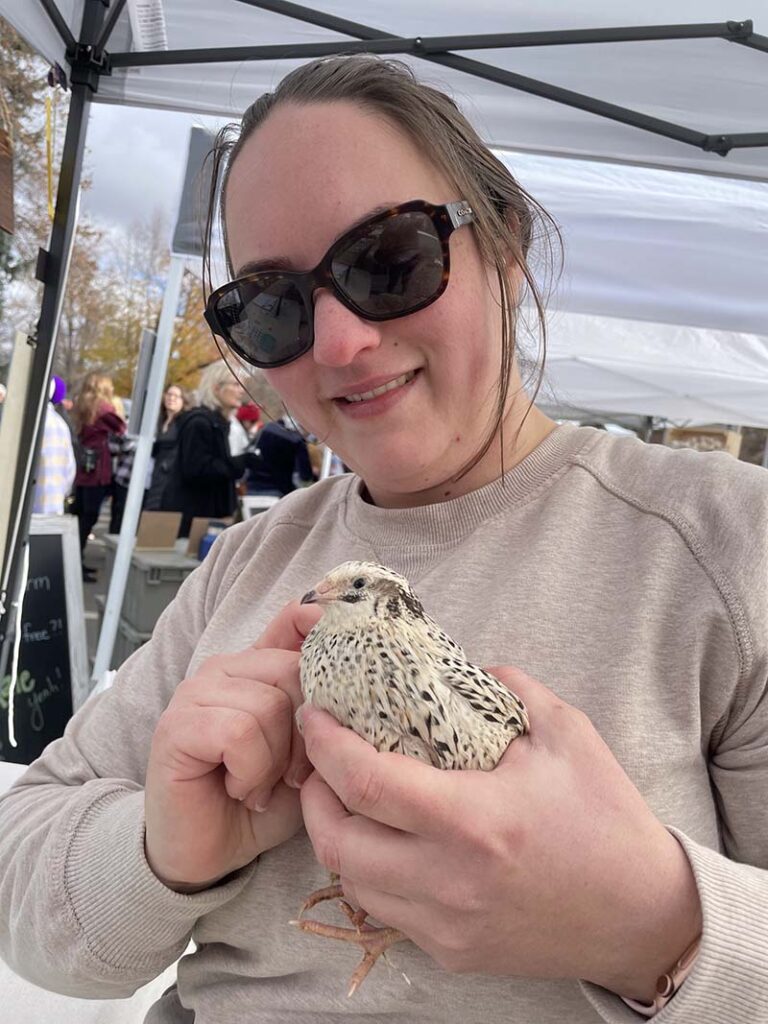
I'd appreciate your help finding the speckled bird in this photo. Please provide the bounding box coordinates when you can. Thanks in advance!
[293,560,530,995]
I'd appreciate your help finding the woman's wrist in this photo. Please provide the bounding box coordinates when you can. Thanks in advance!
[586,831,702,1002]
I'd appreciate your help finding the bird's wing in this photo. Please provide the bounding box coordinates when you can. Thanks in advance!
[436,659,529,731]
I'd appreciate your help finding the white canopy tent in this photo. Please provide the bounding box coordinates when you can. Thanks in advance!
[1,0,767,675]
[539,311,768,426]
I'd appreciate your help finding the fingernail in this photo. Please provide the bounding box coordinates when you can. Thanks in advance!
[286,765,311,789]
[295,704,317,733]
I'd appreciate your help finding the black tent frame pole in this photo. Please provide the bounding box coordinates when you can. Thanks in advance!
[108,8,766,157]
[0,0,108,681]
[39,0,76,50]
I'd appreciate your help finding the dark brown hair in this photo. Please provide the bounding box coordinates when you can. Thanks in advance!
[202,55,561,475]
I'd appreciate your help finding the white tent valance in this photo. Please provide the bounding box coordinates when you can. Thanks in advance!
[539,311,768,427]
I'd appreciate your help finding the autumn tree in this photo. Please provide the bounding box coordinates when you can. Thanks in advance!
[0,18,107,378]
[167,270,219,390]
[0,18,49,354]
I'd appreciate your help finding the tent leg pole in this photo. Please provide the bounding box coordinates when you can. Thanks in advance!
[0,1,106,682]
[92,256,187,684]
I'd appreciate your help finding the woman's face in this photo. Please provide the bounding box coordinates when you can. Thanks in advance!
[225,101,509,506]
[164,386,184,413]
[215,378,245,414]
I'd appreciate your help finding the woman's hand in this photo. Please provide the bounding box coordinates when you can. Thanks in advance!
[144,600,322,892]
[299,666,702,1001]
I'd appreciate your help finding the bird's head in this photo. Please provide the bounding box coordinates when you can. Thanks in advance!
[300,561,425,628]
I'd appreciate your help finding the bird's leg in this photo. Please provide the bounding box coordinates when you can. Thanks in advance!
[292,874,408,995]
[299,881,346,915]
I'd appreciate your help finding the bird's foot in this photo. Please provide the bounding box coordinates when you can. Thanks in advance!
[291,913,407,996]
[299,882,347,915]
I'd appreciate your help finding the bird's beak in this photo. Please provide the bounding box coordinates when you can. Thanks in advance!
[300,581,335,605]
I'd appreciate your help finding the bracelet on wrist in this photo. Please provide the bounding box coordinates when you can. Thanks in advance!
[620,935,701,1018]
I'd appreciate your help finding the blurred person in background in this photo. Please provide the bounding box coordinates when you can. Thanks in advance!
[144,383,191,511]
[71,372,125,581]
[245,414,316,497]
[242,373,316,497]
[32,378,76,516]
[228,400,251,457]
[161,361,258,537]
[107,395,137,535]
[236,402,262,440]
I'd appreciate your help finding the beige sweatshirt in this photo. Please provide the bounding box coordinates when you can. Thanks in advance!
[1,424,766,1024]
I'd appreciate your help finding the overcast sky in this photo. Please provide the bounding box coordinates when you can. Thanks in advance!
[80,102,219,236]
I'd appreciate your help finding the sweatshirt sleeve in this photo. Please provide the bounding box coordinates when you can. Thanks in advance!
[581,474,768,1023]
[0,527,257,998]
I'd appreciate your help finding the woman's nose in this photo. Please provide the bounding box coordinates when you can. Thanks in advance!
[311,289,382,367]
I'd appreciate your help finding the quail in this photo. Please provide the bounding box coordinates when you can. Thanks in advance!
[293,561,529,995]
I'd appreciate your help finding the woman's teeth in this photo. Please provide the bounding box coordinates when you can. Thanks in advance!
[343,370,416,403]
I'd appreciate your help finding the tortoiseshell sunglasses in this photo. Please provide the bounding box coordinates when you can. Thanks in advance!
[204,199,474,369]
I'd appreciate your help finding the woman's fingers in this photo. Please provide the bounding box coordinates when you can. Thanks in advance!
[154,698,290,808]
[183,647,312,794]
[299,705,458,837]
[252,599,322,653]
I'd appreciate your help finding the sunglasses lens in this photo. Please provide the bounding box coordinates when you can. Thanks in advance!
[331,210,445,317]
[215,275,310,367]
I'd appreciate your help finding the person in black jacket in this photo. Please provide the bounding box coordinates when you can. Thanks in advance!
[144,384,191,511]
[245,417,316,496]
[161,362,252,537]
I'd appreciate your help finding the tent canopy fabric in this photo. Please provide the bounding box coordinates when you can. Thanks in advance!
[6,1,768,181]
[537,311,768,427]
[501,151,768,337]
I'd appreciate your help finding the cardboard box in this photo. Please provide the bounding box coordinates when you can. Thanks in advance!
[663,427,742,458]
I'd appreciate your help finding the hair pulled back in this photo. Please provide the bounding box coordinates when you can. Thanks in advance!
[202,55,561,474]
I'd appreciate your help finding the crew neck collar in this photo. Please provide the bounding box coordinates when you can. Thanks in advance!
[341,423,598,553]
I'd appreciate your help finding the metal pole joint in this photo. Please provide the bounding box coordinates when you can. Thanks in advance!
[702,134,733,156]
[726,20,753,40]
[67,43,112,90]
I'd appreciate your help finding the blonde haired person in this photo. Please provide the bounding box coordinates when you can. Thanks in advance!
[1,56,766,1024]
[71,371,125,580]
[160,360,256,536]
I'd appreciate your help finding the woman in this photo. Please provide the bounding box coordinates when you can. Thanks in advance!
[143,383,191,511]
[0,57,765,1023]
[160,361,250,536]
[70,371,125,580]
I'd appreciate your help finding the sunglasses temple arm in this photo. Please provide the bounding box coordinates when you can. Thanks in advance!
[445,201,474,230]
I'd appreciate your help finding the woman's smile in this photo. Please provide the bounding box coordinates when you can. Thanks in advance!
[331,368,420,418]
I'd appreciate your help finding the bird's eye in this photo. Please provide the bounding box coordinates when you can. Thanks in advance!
[352,577,366,589]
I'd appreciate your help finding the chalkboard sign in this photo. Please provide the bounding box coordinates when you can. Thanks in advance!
[1,516,89,765]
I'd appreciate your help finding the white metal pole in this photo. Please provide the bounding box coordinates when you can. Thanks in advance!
[91,254,186,684]
[320,445,333,480]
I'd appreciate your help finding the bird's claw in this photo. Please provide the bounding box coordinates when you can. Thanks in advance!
[290,916,407,996]
[293,882,406,995]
